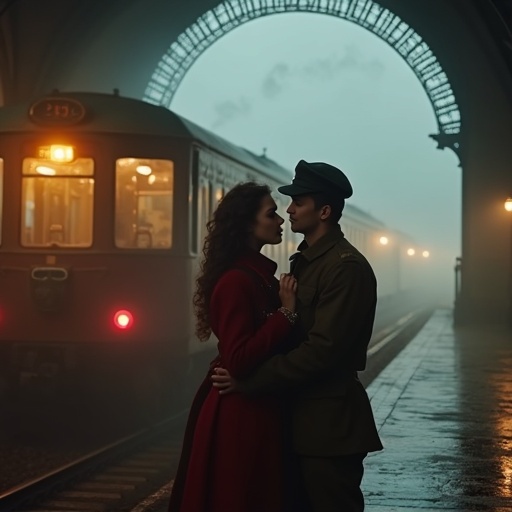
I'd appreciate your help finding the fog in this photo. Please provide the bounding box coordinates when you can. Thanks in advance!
[171,13,461,306]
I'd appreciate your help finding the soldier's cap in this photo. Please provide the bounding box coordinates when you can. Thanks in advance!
[278,159,353,199]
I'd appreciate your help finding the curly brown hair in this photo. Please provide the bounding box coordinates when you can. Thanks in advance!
[194,182,272,341]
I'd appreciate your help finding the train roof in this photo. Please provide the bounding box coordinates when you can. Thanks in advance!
[178,115,293,182]
[343,203,387,229]
[0,91,395,234]
[0,91,292,183]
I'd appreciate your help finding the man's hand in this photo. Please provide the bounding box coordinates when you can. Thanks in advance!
[211,367,238,395]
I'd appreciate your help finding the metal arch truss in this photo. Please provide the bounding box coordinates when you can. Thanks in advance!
[144,0,462,152]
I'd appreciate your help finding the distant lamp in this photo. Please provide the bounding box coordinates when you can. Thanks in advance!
[379,236,389,246]
[505,197,512,212]
[422,250,430,258]
[407,248,415,256]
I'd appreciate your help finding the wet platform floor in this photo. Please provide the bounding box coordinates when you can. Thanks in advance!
[364,308,512,511]
[151,308,512,511]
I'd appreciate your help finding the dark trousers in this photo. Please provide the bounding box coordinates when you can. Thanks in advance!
[300,453,367,512]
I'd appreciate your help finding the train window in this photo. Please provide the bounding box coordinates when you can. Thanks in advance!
[21,157,94,247]
[213,185,224,210]
[190,153,199,254]
[115,158,174,249]
[197,180,211,251]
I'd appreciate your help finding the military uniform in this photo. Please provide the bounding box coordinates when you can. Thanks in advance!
[239,160,383,512]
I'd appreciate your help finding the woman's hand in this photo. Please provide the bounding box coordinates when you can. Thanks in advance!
[211,367,238,395]
[278,273,297,312]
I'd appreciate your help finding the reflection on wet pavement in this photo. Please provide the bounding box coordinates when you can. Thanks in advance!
[363,309,512,511]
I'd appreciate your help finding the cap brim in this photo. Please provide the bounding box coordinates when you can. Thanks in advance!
[278,184,319,196]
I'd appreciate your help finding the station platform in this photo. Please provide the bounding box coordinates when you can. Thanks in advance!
[146,308,512,512]
[364,308,512,511]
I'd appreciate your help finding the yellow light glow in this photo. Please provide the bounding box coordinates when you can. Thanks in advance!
[407,248,415,256]
[136,165,152,176]
[379,236,389,246]
[148,174,156,185]
[422,250,430,258]
[35,165,56,176]
[505,197,512,212]
[53,145,73,162]
[118,158,137,167]
[38,145,74,162]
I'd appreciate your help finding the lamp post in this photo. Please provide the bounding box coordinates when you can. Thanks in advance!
[505,198,512,328]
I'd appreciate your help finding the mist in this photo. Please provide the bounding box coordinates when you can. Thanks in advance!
[172,13,461,305]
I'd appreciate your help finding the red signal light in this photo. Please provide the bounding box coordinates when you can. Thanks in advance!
[114,309,134,330]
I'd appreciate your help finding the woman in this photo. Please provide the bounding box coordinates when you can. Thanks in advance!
[168,182,298,512]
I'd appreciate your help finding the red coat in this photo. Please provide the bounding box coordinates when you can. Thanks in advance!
[169,250,295,512]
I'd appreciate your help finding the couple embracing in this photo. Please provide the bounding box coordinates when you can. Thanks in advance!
[168,160,383,512]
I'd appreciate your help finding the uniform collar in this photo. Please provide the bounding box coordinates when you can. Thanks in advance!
[296,225,345,262]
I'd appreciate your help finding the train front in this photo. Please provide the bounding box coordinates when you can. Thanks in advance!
[0,93,194,414]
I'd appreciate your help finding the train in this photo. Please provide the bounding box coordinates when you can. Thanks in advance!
[0,91,417,414]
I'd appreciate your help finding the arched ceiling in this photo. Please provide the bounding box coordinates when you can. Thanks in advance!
[0,0,511,140]
[144,0,462,138]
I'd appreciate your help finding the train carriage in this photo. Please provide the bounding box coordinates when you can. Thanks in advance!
[0,92,298,408]
[0,91,407,414]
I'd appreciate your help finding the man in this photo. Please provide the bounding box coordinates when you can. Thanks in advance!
[212,159,383,512]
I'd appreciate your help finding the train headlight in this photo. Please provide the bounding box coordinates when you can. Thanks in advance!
[114,309,134,330]
[38,145,75,162]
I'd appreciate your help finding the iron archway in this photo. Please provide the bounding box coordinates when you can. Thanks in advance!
[144,0,461,151]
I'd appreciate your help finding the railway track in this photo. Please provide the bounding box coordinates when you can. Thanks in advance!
[0,305,434,512]
[0,412,188,512]
[361,304,435,386]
